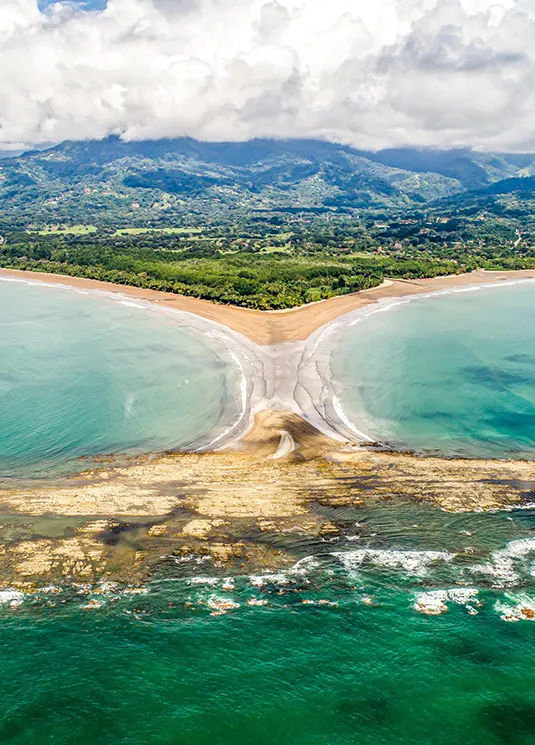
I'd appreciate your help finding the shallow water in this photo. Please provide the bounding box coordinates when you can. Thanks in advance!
[331,282,535,458]
[3,500,535,744]
[5,279,535,742]
[0,280,241,477]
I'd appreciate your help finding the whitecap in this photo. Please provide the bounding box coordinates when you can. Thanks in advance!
[0,590,24,607]
[333,548,455,577]
[413,588,479,615]
[470,536,535,587]
[289,556,321,575]
[495,594,535,622]
[249,572,291,588]
[207,596,240,613]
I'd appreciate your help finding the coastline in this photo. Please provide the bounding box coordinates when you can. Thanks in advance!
[300,273,535,446]
[2,266,535,345]
[4,267,535,449]
[4,270,535,585]
[2,411,535,588]
[0,270,348,449]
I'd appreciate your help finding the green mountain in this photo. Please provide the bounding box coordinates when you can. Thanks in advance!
[361,148,535,191]
[1,137,535,227]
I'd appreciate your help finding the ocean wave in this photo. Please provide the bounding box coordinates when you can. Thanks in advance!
[0,589,24,607]
[495,593,535,622]
[333,548,455,577]
[207,596,240,613]
[332,393,373,441]
[413,588,480,615]
[470,536,535,587]
[249,572,293,588]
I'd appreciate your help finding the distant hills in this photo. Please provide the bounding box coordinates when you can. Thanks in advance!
[2,136,535,226]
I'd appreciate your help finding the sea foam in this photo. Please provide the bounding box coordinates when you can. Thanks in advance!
[413,588,479,615]
[470,536,535,587]
[333,548,455,577]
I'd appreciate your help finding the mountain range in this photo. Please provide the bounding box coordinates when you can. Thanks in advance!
[2,136,535,226]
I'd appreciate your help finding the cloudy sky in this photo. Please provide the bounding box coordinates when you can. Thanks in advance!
[2,0,535,151]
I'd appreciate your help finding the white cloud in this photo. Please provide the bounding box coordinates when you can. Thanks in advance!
[1,0,535,150]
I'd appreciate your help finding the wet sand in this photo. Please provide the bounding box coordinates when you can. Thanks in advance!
[3,267,535,345]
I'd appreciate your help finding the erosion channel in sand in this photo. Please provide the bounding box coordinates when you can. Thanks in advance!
[4,268,535,586]
[4,267,535,451]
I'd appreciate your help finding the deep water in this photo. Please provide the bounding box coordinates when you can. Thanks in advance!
[3,598,535,745]
[331,281,535,458]
[0,279,241,477]
[2,500,535,744]
[5,279,535,743]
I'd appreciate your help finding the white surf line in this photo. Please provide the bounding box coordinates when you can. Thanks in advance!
[346,277,535,328]
[5,272,535,450]
[331,394,374,442]
[1,272,338,450]
[303,275,535,446]
[272,430,297,459]
[193,346,250,452]
[0,274,262,452]
[114,304,266,452]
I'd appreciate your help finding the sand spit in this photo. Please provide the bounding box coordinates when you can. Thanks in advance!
[5,267,535,448]
[4,271,535,585]
[2,411,535,587]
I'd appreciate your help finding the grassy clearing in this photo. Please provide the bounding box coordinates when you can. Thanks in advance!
[261,244,292,254]
[30,225,98,236]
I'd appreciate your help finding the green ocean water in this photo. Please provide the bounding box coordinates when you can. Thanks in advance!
[5,279,535,742]
[331,281,535,457]
[3,499,535,744]
[0,279,241,477]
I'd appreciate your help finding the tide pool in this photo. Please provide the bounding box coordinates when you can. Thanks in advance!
[0,280,242,477]
[330,282,535,458]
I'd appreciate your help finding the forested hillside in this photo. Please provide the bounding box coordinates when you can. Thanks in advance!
[2,137,535,227]
[2,137,535,308]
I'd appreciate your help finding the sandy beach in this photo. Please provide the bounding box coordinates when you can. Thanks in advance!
[3,267,535,345]
[4,266,535,448]
[3,271,535,585]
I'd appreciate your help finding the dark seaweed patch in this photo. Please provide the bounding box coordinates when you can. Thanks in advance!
[482,699,535,744]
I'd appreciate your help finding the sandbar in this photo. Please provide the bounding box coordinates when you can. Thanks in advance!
[4,266,535,448]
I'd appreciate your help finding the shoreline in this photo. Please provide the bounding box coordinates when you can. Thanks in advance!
[301,274,535,445]
[2,413,535,588]
[4,267,535,450]
[4,267,535,585]
[0,270,271,453]
[2,267,535,345]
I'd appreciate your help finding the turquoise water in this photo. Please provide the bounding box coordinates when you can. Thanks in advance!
[6,279,535,743]
[3,500,535,743]
[331,282,535,457]
[0,280,241,477]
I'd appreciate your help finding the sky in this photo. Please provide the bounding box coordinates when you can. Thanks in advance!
[1,0,534,151]
[39,0,107,9]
